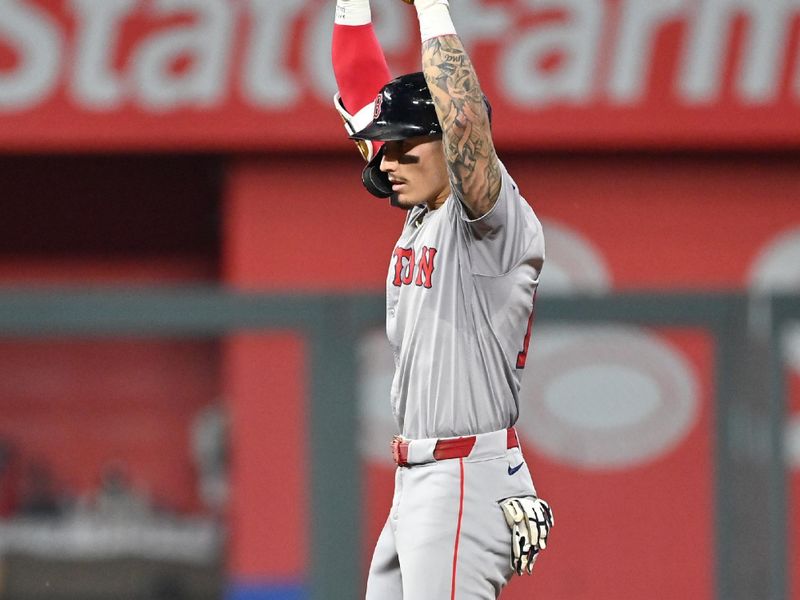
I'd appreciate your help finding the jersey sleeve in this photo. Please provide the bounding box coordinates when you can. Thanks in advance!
[450,162,544,278]
[331,23,391,161]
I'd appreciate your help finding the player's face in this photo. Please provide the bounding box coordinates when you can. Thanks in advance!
[380,135,450,210]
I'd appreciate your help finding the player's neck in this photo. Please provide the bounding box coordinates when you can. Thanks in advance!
[427,186,449,211]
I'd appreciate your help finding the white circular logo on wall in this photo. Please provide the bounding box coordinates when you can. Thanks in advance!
[749,227,800,293]
[748,226,800,374]
[537,220,612,295]
[517,325,700,470]
[747,225,800,471]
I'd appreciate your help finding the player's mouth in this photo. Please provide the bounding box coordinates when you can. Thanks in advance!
[389,178,407,192]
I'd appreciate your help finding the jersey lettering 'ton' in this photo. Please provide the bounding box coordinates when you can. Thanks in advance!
[392,246,437,288]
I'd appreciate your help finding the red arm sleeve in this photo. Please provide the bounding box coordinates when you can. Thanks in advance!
[332,23,392,114]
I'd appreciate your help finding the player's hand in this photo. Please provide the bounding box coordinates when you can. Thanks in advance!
[500,496,554,576]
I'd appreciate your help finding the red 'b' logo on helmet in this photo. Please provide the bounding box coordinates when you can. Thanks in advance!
[373,94,383,120]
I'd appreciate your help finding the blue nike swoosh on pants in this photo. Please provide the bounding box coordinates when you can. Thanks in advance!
[507,463,523,476]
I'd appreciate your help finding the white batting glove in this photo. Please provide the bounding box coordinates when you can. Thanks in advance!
[500,497,554,576]
[406,0,455,41]
[335,0,371,26]
[413,0,449,9]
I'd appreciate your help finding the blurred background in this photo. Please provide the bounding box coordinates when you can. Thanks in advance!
[0,0,798,599]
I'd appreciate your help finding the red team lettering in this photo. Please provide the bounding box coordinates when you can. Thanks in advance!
[516,289,537,369]
[392,246,437,288]
[414,247,437,287]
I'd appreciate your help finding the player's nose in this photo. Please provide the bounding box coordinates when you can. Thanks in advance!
[379,154,396,173]
[380,142,400,172]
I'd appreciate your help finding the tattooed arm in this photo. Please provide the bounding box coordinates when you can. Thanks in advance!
[422,34,501,218]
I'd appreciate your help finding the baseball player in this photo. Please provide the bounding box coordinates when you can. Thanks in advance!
[331,0,554,598]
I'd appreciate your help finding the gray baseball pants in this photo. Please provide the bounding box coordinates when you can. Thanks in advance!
[365,428,537,599]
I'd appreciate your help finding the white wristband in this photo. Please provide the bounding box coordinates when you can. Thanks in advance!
[335,0,371,26]
[415,1,456,42]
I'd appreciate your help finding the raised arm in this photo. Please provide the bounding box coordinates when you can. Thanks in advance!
[332,0,392,161]
[414,0,501,218]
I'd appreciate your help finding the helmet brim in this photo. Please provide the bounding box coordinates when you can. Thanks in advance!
[351,120,441,142]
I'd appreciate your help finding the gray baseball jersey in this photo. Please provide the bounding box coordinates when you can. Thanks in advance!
[386,160,544,440]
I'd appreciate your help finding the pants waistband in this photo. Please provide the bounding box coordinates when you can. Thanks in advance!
[391,428,519,467]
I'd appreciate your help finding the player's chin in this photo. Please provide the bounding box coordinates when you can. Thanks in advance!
[392,192,420,210]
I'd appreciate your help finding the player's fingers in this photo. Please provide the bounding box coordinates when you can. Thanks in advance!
[525,550,539,575]
[539,498,554,527]
[539,501,554,546]
[501,499,524,526]
[529,500,546,523]
[503,497,554,576]
[538,521,549,549]
[521,509,538,550]
[530,520,541,549]
[527,498,553,549]
[521,502,542,545]
[512,528,525,575]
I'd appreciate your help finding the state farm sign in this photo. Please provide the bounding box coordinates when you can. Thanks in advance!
[0,0,338,112]
[1,0,798,151]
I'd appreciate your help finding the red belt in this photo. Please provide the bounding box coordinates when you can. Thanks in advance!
[391,428,519,467]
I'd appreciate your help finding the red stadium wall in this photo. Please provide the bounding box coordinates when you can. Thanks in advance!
[0,156,220,517]
[224,334,308,585]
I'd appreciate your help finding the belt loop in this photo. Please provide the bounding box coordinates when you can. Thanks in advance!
[507,427,517,449]
[391,436,409,466]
